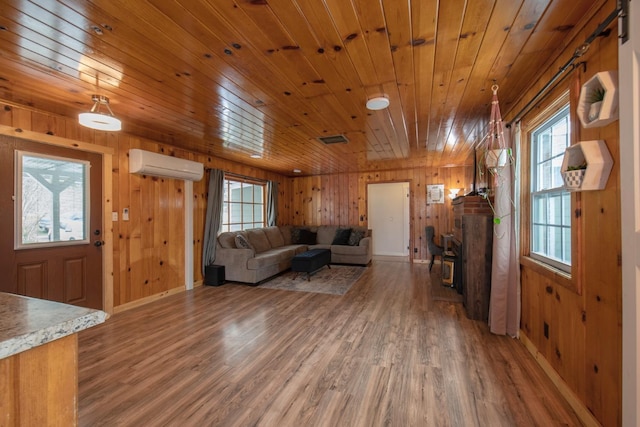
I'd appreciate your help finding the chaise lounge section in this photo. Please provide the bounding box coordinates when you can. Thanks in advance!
[213,225,372,284]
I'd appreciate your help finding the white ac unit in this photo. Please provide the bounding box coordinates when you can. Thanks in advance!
[129,149,204,181]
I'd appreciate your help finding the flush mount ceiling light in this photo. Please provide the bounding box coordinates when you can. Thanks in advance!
[78,94,122,131]
[366,95,389,110]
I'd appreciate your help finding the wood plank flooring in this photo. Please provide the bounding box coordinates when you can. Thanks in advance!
[78,261,583,426]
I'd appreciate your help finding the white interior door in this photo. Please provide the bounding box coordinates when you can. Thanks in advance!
[368,182,409,256]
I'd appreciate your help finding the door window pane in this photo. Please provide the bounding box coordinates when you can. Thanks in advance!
[16,151,89,248]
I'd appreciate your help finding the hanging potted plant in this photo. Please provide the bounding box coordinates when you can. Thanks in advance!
[477,84,516,236]
[587,86,606,122]
[484,146,511,171]
[480,85,513,173]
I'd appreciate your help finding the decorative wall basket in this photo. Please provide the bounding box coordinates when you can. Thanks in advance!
[560,140,613,191]
[576,71,618,128]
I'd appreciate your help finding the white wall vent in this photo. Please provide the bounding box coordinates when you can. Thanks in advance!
[129,149,204,181]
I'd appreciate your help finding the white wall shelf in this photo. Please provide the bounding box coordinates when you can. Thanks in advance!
[577,71,619,128]
[561,140,613,191]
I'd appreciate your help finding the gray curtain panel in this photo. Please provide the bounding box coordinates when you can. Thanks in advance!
[202,169,224,275]
[267,180,278,226]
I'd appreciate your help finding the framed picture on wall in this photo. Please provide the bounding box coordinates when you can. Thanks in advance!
[426,184,445,204]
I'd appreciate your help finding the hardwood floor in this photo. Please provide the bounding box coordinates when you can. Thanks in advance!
[78,261,582,426]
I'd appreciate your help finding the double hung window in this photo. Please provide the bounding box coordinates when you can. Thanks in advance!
[530,105,571,272]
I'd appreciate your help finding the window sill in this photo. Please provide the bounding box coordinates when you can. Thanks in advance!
[520,256,579,294]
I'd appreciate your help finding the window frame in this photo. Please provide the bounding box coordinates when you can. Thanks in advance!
[220,175,266,232]
[529,105,572,273]
[519,89,582,294]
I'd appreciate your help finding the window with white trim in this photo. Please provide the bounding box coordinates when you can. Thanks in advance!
[221,177,265,232]
[530,105,571,272]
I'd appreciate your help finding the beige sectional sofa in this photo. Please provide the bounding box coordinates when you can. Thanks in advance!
[213,225,372,284]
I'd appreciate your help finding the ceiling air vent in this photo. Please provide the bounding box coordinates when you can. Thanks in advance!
[317,134,349,145]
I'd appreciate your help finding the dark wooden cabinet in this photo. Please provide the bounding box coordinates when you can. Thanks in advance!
[452,196,493,321]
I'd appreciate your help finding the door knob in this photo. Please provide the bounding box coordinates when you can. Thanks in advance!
[94,240,104,247]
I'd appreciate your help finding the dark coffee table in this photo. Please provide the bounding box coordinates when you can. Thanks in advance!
[291,248,331,281]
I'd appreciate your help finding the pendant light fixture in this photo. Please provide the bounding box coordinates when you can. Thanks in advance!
[79,95,122,131]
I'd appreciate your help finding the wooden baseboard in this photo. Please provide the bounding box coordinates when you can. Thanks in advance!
[519,331,600,427]
[113,286,186,314]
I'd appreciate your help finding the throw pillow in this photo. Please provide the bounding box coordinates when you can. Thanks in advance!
[235,233,254,250]
[332,228,352,245]
[291,227,303,244]
[298,229,317,245]
[348,229,365,246]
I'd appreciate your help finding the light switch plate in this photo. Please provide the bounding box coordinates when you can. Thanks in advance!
[123,208,129,221]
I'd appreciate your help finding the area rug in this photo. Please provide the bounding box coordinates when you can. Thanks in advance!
[258,265,366,295]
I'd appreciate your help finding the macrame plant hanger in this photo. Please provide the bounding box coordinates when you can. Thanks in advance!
[479,84,513,229]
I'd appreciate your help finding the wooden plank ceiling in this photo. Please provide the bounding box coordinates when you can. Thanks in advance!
[0,0,602,175]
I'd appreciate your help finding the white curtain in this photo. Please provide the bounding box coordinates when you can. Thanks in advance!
[488,124,521,336]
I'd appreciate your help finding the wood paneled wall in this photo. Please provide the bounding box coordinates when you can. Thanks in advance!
[0,102,290,309]
[286,165,474,260]
[505,1,621,425]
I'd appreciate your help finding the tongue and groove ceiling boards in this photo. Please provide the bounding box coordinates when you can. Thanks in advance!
[0,0,604,175]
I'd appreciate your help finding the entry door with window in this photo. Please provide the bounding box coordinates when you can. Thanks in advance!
[0,137,103,309]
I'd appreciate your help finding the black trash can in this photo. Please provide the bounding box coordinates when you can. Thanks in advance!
[204,265,225,286]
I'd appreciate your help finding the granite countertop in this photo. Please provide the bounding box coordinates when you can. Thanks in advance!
[0,292,108,360]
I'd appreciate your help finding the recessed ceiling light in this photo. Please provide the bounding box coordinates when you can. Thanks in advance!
[366,96,389,110]
[293,169,301,173]
[250,154,261,159]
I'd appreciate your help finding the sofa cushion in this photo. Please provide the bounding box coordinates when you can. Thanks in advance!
[235,233,253,250]
[316,226,338,244]
[263,226,285,248]
[332,228,352,245]
[298,229,317,245]
[280,225,292,245]
[348,229,365,246]
[245,228,272,253]
[247,248,294,270]
[331,243,367,255]
[218,232,237,248]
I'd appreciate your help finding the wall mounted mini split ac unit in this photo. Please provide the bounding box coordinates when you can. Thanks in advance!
[129,148,204,181]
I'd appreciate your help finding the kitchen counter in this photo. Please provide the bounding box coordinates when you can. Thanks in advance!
[0,292,108,359]
[0,292,108,426]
